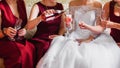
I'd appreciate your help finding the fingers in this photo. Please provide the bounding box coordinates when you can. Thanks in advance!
[101,20,107,27]
[43,9,55,17]
[49,35,58,39]
[4,27,17,38]
[18,28,26,36]
[3,27,26,39]
[46,9,55,14]
[40,9,56,21]
[106,22,113,28]
[75,39,83,43]
[79,21,86,29]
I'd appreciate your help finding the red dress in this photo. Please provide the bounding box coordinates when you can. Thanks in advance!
[29,2,63,65]
[109,1,120,43]
[0,0,35,68]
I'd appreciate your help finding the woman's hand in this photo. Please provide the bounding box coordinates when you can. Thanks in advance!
[3,27,17,38]
[106,21,115,28]
[101,20,116,28]
[49,35,59,39]
[18,28,26,36]
[43,9,55,16]
[76,38,92,44]
[117,43,120,47]
[101,20,107,28]
[41,9,56,21]
[79,21,88,29]
[76,35,94,44]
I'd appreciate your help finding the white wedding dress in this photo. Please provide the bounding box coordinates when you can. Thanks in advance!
[36,6,120,68]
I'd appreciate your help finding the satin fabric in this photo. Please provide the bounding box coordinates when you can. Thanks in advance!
[0,0,35,68]
[29,2,63,65]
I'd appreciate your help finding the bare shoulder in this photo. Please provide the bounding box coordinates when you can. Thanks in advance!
[69,1,78,7]
[103,1,110,8]
[32,3,39,9]
[93,1,102,8]
[69,1,75,7]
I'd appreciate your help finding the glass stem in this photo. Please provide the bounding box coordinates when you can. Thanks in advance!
[66,28,69,37]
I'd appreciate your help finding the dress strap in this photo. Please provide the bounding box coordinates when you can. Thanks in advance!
[109,1,115,17]
[36,2,46,15]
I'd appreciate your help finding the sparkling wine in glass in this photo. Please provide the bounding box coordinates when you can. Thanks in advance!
[15,18,22,40]
[65,13,73,37]
[9,19,22,41]
[14,19,22,30]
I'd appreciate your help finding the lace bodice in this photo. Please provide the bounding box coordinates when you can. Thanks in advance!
[69,5,101,40]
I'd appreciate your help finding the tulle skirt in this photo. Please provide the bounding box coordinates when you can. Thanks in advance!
[36,33,120,68]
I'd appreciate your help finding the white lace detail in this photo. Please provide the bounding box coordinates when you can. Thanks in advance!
[70,6,101,17]
[68,5,101,40]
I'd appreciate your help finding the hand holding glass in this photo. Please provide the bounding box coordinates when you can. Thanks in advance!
[65,14,73,37]
[9,19,22,41]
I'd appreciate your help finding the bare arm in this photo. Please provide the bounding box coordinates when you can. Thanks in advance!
[80,1,105,34]
[103,2,120,30]
[26,4,56,30]
[80,16,105,34]
[88,1,105,34]
[69,1,95,42]
[106,21,120,30]
[25,4,43,30]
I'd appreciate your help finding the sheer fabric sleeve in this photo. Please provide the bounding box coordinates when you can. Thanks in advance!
[95,8,102,26]
[91,8,102,38]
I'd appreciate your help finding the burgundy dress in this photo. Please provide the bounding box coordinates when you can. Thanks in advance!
[0,0,35,68]
[109,1,120,43]
[30,2,63,64]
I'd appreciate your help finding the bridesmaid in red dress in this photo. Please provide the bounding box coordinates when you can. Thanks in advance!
[0,0,35,68]
[25,0,65,66]
[102,0,120,46]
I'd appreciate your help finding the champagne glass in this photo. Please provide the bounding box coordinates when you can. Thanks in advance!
[15,18,22,40]
[9,18,22,41]
[65,11,73,37]
[14,19,22,31]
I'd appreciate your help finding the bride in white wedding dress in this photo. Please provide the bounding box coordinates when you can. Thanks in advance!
[36,0,120,68]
